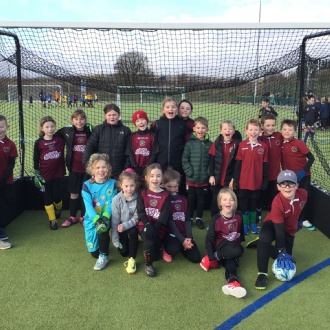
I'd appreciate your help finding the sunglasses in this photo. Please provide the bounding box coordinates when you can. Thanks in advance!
[278,181,296,188]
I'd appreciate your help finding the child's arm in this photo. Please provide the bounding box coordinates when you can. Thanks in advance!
[182,143,194,178]
[0,157,16,186]
[233,160,242,190]
[121,205,138,231]
[205,216,216,259]
[82,128,99,167]
[296,151,315,181]
[33,140,41,171]
[168,219,185,244]
[111,199,121,248]
[137,193,150,225]
[146,137,158,166]
[81,183,99,220]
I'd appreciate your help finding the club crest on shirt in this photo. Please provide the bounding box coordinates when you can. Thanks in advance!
[258,148,264,154]
[78,137,85,143]
[106,189,113,196]
[229,223,235,231]
[49,145,55,150]
[175,204,181,211]
[276,140,281,145]
[3,147,10,153]
[139,140,146,146]
[291,146,297,152]
[150,199,157,207]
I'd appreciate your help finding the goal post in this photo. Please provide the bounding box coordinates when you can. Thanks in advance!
[116,86,185,108]
[7,84,63,102]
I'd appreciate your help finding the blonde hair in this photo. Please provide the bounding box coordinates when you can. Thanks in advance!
[217,187,238,211]
[163,168,181,185]
[39,116,56,137]
[144,163,162,187]
[220,120,235,130]
[117,170,139,191]
[86,153,112,183]
[161,97,178,116]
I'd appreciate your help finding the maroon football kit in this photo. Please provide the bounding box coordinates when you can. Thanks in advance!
[0,136,18,184]
[71,131,88,173]
[129,131,155,168]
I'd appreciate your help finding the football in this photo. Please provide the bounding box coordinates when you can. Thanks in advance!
[272,259,296,281]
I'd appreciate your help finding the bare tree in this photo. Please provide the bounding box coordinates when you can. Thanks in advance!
[114,51,153,85]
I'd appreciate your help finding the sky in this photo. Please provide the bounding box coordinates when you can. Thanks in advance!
[0,0,330,24]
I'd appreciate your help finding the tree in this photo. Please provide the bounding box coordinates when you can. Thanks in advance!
[114,51,153,85]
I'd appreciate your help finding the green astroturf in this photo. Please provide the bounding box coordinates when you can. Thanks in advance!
[0,210,329,330]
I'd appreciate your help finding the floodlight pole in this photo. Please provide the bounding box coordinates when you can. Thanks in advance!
[0,30,24,177]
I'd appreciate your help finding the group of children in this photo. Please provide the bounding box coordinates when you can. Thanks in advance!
[0,96,315,299]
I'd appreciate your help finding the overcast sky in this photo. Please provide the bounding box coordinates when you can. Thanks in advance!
[0,0,330,23]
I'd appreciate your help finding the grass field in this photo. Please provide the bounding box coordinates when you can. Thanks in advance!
[1,210,329,329]
[0,100,329,191]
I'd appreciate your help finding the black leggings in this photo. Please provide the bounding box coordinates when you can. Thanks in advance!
[187,186,208,219]
[90,230,110,258]
[163,234,201,263]
[215,241,244,282]
[117,227,139,259]
[257,221,294,273]
[44,178,62,206]
[139,230,163,262]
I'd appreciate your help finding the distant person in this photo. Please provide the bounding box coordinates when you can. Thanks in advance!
[303,95,316,143]
[258,98,278,119]
[0,115,18,249]
[82,153,117,271]
[29,95,33,108]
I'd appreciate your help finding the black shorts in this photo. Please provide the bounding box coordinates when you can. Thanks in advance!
[68,172,89,194]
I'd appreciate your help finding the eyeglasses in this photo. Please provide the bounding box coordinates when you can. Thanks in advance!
[278,181,296,188]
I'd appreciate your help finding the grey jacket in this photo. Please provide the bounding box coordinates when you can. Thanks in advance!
[111,191,138,248]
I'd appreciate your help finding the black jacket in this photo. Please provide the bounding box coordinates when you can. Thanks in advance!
[57,125,92,172]
[208,131,241,186]
[150,115,188,173]
[82,120,131,177]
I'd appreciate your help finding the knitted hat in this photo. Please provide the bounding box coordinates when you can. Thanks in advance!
[132,110,149,126]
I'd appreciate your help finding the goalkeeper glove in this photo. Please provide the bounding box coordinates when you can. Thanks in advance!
[277,249,296,270]
[144,222,157,240]
[93,215,110,235]
[34,170,45,189]
[85,122,93,132]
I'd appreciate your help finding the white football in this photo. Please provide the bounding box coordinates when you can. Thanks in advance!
[272,259,296,281]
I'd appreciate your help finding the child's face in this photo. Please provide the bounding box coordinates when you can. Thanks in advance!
[121,178,136,197]
[92,160,108,182]
[307,98,315,105]
[162,101,177,119]
[193,122,208,140]
[245,124,261,141]
[261,101,269,108]
[277,181,298,200]
[42,121,56,138]
[146,168,163,190]
[221,123,235,142]
[105,110,120,125]
[72,116,87,131]
[262,119,276,136]
[135,118,148,131]
[164,180,179,195]
[0,120,9,140]
[281,124,295,140]
[218,192,235,214]
[179,102,192,119]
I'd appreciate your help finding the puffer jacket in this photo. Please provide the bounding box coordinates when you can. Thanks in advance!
[182,133,212,184]
[82,120,131,177]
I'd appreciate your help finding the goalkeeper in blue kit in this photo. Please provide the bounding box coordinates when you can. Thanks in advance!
[255,170,307,289]
[82,154,117,271]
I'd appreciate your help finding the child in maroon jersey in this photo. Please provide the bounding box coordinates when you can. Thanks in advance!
[234,119,268,235]
[126,110,157,183]
[200,188,246,298]
[209,120,242,217]
[178,99,194,136]
[255,170,307,290]
[137,163,171,277]
[162,169,201,263]
[0,115,18,249]
[33,116,65,230]
[57,109,93,227]
[280,119,315,230]
[257,114,283,221]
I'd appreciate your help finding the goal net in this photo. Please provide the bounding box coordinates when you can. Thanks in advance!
[0,24,330,191]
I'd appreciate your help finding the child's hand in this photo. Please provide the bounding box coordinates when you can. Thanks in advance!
[183,238,193,250]
[229,178,234,190]
[117,224,123,233]
[209,176,215,186]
